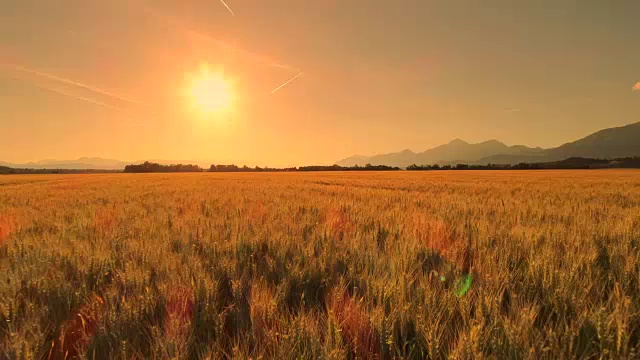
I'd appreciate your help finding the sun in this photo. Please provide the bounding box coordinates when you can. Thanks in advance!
[183,64,234,115]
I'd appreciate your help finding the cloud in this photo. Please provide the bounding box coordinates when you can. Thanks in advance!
[633,82,640,91]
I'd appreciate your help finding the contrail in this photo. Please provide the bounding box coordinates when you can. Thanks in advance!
[271,72,303,94]
[195,32,297,71]
[1,62,147,106]
[4,68,125,111]
[30,81,125,111]
[219,0,235,16]
[140,4,300,72]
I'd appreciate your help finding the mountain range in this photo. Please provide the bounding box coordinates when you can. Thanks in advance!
[2,122,638,170]
[337,122,640,167]
[0,158,211,170]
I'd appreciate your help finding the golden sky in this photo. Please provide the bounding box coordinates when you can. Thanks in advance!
[1,0,639,166]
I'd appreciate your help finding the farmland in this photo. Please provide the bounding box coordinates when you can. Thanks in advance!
[0,171,639,359]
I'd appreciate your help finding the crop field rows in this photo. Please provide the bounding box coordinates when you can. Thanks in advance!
[0,171,639,359]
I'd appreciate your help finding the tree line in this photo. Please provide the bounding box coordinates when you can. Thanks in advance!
[124,162,202,173]
[123,162,401,173]
[406,157,640,170]
[4,157,639,175]
[209,164,400,172]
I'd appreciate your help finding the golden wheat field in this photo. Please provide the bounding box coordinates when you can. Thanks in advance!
[0,170,639,359]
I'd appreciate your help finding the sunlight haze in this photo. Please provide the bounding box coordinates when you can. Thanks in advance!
[1,0,639,166]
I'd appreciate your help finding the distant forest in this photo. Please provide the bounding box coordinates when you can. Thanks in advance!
[123,162,202,173]
[2,157,640,174]
[210,164,401,172]
[122,162,401,173]
[406,157,640,170]
[118,158,640,173]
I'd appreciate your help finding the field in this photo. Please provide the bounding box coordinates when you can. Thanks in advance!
[1,171,639,359]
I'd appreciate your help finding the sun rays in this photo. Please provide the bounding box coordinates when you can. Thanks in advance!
[182,64,234,117]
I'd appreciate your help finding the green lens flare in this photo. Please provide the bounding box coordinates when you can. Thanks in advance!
[455,274,473,297]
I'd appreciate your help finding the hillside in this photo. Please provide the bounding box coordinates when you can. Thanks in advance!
[338,122,640,167]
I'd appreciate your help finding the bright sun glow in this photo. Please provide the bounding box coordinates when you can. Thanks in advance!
[184,65,234,115]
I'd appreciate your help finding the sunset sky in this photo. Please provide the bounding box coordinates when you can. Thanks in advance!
[1,0,639,166]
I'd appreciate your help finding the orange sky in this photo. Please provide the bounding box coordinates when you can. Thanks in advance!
[1,0,639,166]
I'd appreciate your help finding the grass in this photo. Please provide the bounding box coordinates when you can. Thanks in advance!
[0,170,639,359]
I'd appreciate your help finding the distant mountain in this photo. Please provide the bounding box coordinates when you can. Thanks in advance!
[477,122,640,165]
[3,122,638,171]
[0,157,131,170]
[0,157,213,170]
[336,155,370,166]
[337,122,640,167]
[545,122,640,160]
[364,149,419,168]
[338,139,543,167]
